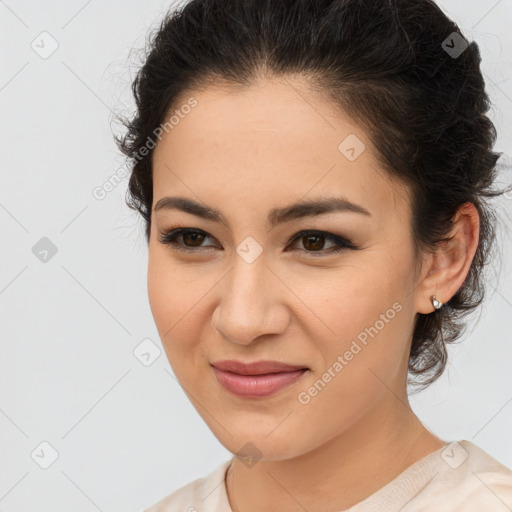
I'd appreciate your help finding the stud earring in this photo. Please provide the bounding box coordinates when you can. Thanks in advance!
[432,295,443,310]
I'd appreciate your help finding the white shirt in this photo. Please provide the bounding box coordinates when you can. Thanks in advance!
[144,440,512,511]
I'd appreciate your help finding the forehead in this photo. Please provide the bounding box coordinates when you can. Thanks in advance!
[152,78,411,226]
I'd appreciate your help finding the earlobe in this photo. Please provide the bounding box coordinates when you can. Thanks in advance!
[415,202,480,315]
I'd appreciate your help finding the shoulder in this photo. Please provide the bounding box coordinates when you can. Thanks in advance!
[142,458,233,512]
[415,440,512,510]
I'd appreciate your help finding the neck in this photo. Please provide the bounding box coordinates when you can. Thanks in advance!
[225,396,446,512]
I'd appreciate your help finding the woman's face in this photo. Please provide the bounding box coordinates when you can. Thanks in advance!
[148,77,428,461]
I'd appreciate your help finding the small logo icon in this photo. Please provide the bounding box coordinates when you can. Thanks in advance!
[338,134,366,161]
[236,236,263,264]
[442,32,468,59]
[31,31,59,59]
[31,441,59,469]
[32,237,58,263]
[133,338,161,366]
[441,442,469,469]
[236,442,262,468]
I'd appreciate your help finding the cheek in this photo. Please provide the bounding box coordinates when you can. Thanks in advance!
[147,246,198,325]
[286,260,396,337]
[147,251,189,350]
[294,261,409,380]
[147,253,174,328]
[147,251,212,367]
[292,291,408,441]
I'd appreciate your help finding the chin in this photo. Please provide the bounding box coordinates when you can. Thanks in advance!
[210,423,307,463]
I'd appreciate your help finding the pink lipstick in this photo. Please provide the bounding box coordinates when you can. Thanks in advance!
[211,360,309,398]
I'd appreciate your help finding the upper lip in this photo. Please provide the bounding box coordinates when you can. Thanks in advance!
[211,360,308,375]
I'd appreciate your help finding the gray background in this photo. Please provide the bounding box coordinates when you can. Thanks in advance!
[0,0,511,510]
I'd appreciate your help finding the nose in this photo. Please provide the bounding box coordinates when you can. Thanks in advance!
[212,255,290,346]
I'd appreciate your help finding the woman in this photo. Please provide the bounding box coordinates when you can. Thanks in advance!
[115,0,512,510]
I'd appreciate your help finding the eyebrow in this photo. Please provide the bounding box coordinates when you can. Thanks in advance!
[153,195,371,228]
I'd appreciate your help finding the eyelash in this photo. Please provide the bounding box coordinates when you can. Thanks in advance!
[158,227,357,256]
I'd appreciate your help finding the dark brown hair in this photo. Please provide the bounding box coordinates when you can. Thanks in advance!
[114,0,510,392]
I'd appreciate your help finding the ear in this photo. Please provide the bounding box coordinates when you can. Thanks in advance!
[414,202,480,314]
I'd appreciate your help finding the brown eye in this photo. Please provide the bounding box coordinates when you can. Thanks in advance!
[159,228,218,251]
[300,234,331,251]
[286,230,355,256]
[182,231,206,247]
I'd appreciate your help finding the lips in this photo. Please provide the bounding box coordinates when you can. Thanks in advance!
[210,360,309,398]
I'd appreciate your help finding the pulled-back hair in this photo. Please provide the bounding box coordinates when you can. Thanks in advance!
[115,0,510,391]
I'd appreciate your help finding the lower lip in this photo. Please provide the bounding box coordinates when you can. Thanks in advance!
[212,367,308,398]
